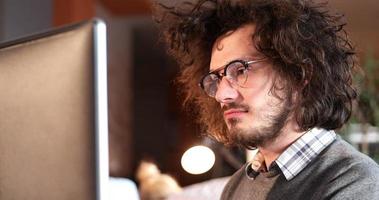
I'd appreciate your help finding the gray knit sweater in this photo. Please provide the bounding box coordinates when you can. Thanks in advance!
[221,138,379,200]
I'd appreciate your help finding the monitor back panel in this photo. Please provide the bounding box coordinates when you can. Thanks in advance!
[0,22,96,200]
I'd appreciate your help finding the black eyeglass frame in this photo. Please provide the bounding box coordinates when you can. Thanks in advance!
[198,58,267,94]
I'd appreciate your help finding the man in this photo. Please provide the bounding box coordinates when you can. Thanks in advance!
[156,0,379,199]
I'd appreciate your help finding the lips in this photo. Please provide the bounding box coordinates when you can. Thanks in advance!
[224,109,248,119]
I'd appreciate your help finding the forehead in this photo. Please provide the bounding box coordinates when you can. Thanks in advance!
[210,23,258,71]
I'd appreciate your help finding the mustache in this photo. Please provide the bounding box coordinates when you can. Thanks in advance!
[222,102,250,112]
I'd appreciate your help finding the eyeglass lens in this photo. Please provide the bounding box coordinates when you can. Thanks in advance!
[202,61,248,97]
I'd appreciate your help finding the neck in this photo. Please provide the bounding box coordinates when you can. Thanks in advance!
[258,122,304,169]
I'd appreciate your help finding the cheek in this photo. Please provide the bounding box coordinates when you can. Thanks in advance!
[240,74,275,107]
[240,87,271,109]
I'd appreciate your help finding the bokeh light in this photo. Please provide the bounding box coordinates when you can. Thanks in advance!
[181,145,215,175]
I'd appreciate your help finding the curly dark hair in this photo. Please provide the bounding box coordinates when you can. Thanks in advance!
[154,0,358,145]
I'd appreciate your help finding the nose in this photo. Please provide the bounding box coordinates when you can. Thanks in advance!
[214,78,239,104]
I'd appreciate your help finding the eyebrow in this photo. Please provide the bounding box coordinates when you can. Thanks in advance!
[209,56,265,73]
[209,64,228,74]
[209,57,246,73]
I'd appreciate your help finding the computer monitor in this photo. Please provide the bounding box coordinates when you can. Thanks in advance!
[0,19,109,200]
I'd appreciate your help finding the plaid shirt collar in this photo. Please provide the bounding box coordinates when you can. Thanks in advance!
[274,128,336,181]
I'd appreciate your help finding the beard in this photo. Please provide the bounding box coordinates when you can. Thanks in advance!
[224,94,292,149]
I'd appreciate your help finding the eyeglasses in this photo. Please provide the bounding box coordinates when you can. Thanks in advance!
[199,58,267,97]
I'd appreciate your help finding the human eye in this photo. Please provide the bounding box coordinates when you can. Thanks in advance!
[228,62,246,77]
[236,65,246,76]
